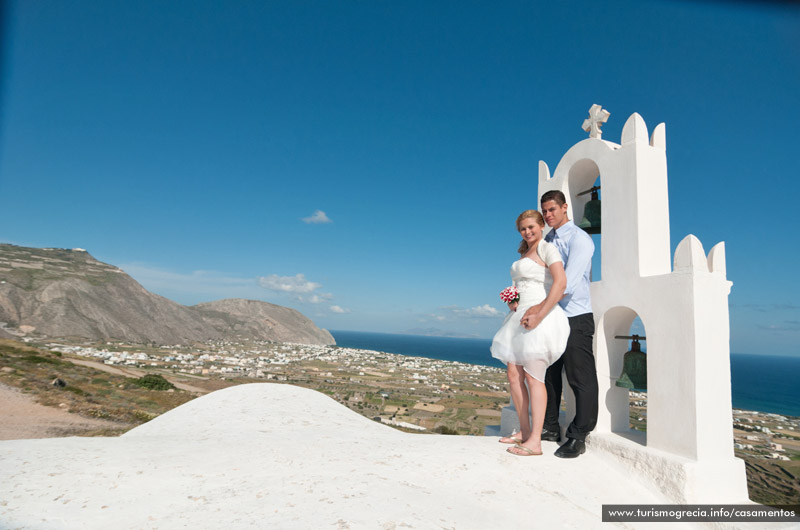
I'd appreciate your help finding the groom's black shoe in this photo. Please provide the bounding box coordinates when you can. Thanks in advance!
[554,438,585,458]
[541,428,560,442]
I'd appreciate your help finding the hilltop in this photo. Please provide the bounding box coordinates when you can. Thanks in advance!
[0,244,333,345]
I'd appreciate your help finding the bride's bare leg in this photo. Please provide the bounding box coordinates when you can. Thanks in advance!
[503,364,531,441]
[515,372,546,453]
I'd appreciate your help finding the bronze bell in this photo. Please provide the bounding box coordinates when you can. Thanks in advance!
[615,334,647,391]
[577,186,601,234]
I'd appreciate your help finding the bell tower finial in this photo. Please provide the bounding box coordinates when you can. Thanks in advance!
[582,104,610,139]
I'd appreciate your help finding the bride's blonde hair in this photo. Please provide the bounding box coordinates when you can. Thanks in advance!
[516,209,545,256]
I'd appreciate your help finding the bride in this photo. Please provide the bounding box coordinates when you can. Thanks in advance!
[490,210,569,456]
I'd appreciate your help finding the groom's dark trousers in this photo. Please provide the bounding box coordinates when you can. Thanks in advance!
[543,312,598,441]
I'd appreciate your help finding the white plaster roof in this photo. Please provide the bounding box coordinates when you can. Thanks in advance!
[0,383,767,529]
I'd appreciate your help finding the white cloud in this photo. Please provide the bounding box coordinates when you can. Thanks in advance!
[757,321,800,332]
[306,293,333,304]
[449,304,503,318]
[302,210,332,224]
[330,305,351,314]
[119,263,257,302]
[421,305,503,324]
[743,303,800,312]
[419,313,449,322]
[258,274,321,294]
[258,274,339,305]
[115,264,341,310]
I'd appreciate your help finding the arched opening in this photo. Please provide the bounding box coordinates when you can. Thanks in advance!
[566,160,602,281]
[600,306,648,446]
[626,316,647,434]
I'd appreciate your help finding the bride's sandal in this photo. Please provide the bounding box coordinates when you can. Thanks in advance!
[507,444,543,456]
[498,435,523,444]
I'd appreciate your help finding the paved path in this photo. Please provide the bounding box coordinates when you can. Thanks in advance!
[0,383,121,440]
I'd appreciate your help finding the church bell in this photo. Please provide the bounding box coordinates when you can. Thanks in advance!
[577,186,601,234]
[615,334,647,391]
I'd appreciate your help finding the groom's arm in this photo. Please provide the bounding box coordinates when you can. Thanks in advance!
[520,261,566,331]
[521,233,592,328]
[562,232,594,296]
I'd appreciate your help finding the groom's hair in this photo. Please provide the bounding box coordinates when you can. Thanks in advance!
[540,190,567,206]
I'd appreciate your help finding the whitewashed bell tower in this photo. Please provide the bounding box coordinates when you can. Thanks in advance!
[536,106,748,503]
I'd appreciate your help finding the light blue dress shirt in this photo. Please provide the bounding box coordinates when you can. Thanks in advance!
[544,220,594,317]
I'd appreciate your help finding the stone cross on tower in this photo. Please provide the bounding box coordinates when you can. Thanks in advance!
[582,104,610,139]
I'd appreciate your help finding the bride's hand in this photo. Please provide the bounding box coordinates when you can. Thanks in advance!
[520,303,544,329]
[521,312,543,330]
[508,301,519,312]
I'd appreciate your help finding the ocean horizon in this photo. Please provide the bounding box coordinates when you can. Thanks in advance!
[330,329,800,418]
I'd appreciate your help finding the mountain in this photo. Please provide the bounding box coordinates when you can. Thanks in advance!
[0,244,334,346]
[193,299,334,345]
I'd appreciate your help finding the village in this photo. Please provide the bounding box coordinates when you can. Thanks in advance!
[47,339,511,436]
[46,339,800,461]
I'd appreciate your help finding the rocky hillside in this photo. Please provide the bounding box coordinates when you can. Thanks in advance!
[0,244,334,346]
[194,299,334,345]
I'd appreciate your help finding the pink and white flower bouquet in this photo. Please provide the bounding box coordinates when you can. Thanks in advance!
[499,286,520,304]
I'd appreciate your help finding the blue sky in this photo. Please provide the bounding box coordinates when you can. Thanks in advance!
[1,1,799,355]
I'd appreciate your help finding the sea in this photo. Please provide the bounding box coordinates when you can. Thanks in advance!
[330,330,800,418]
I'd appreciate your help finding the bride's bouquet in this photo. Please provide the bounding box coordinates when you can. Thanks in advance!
[499,286,520,304]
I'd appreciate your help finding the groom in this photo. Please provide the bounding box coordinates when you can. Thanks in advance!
[521,190,597,458]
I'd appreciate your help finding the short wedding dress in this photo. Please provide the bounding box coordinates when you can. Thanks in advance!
[490,241,570,382]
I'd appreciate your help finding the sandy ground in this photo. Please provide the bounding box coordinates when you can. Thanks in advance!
[0,357,208,441]
[0,383,123,440]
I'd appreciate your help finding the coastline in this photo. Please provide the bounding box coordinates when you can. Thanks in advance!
[332,330,800,418]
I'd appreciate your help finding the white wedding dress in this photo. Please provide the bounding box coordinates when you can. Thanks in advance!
[490,241,570,382]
